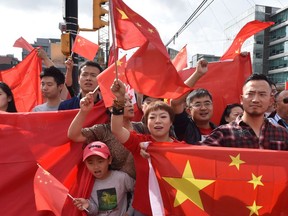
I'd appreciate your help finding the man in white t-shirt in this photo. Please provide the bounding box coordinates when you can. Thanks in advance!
[32,66,65,112]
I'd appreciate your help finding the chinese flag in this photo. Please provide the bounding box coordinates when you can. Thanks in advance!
[72,35,99,61]
[97,55,127,107]
[0,102,108,216]
[126,41,191,99]
[112,0,191,99]
[221,20,274,60]
[178,53,252,124]
[107,43,119,67]
[172,44,188,71]
[34,165,69,216]
[13,36,34,52]
[148,142,288,216]
[285,81,288,90]
[0,49,42,112]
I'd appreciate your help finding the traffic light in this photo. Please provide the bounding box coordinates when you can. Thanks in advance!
[61,33,70,56]
[93,0,109,30]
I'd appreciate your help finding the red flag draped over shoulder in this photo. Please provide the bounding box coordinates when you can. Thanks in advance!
[178,53,252,124]
[0,49,42,112]
[0,102,108,216]
[112,0,191,99]
[220,20,274,60]
[148,142,288,216]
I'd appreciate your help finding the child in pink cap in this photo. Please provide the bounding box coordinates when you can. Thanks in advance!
[73,141,135,216]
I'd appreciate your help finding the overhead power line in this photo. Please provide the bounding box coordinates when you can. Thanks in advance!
[165,0,214,47]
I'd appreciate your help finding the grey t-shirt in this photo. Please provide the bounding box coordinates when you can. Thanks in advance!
[32,102,60,112]
[87,170,135,216]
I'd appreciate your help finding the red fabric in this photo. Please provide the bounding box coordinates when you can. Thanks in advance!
[149,142,288,216]
[13,36,34,52]
[72,35,99,61]
[221,20,274,60]
[172,44,188,71]
[178,53,252,124]
[112,0,191,99]
[34,165,69,216]
[107,43,119,67]
[97,55,127,107]
[126,41,191,99]
[0,49,42,112]
[285,81,288,90]
[0,102,108,216]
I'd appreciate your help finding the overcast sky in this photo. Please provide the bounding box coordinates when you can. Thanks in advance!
[0,0,286,60]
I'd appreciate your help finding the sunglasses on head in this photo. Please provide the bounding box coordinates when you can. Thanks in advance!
[283,98,288,104]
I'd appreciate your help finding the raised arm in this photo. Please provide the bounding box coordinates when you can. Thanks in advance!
[110,79,130,143]
[37,47,54,68]
[171,58,208,114]
[67,92,94,142]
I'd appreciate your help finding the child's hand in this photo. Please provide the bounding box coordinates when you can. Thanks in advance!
[73,198,89,211]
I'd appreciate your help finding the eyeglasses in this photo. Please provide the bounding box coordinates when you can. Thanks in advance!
[283,97,288,104]
[190,101,213,109]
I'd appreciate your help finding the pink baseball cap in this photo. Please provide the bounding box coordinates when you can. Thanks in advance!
[83,141,111,161]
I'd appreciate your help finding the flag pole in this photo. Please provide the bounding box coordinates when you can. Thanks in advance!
[108,0,119,81]
[67,193,89,213]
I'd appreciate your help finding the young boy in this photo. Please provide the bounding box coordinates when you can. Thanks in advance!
[73,141,135,216]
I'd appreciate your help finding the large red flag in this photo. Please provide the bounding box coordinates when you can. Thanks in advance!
[178,53,252,124]
[72,35,99,61]
[220,20,274,60]
[0,102,108,216]
[97,55,127,107]
[0,49,42,112]
[34,165,69,216]
[112,0,191,99]
[126,41,191,99]
[172,44,188,71]
[13,36,34,52]
[148,142,288,216]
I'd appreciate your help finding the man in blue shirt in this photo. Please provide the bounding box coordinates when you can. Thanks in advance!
[58,61,103,110]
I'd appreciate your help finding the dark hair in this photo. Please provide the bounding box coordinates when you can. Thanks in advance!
[40,66,65,85]
[0,82,17,112]
[142,95,163,103]
[219,103,243,125]
[79,61,103,75]
[142,101,174,125]
[186,88,212,106]
[244,74,271,87]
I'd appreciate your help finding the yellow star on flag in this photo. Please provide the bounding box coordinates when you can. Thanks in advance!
[116,60,123,66]
[116,8,128,19]
[148,28,154,33]
[163,161,214,210]
[229,153,245,170]
[247,201,262,216]
[248,173,264,189]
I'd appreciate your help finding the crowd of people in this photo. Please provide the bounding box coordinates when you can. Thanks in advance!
[1,51,288,215]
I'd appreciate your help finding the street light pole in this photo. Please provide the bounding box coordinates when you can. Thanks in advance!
[64,0,79,94]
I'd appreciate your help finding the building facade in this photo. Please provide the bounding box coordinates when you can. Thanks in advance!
[224,5,288,88]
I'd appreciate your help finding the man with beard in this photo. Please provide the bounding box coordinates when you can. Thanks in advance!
[32,66,65,112]
[58,61,103,110]
[202,74,288,150]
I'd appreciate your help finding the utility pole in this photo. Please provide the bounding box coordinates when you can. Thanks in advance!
[63,0,79,94]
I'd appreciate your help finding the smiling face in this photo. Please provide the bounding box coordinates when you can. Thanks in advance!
[85,155,112,180]
[187,95,213,125]
[241,80,272,117]
[147,109,172,141]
